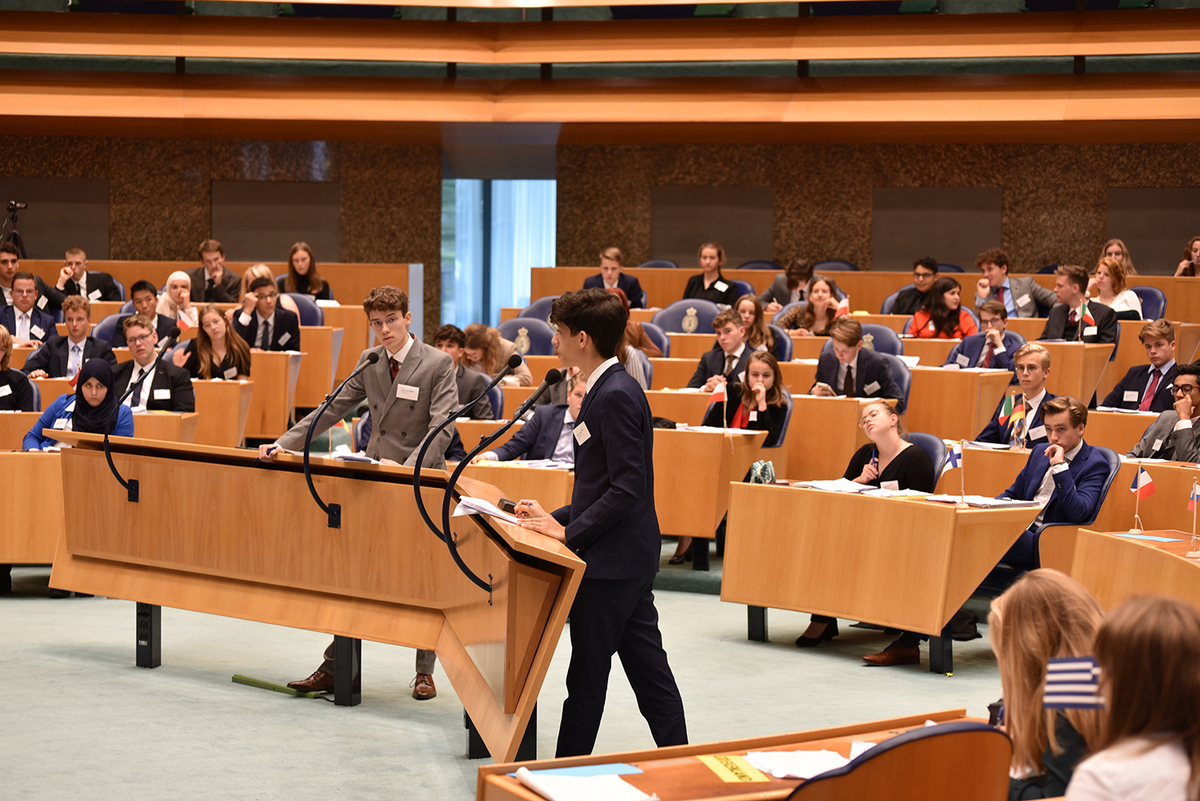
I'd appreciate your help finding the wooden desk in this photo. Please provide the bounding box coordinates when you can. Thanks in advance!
[644,390,713,425]
[649,357,700,390]
[903,338,959,366]
[499,307,520,322]
[244,351,302,440]
[523,355,561,381]
[667,333,718,361]
[1085,410,1156,455]
[1037,342,1114,402]
[293,326,344,408]
[0,452,63,563]
[322,305,369,385]
[457,419,523,454]
[11,344,36,371]
[1072,528,1200,612]
[48,432,581,763]
[905,367,1012,442]
[787,336,826,360]
[1002,318,1045,342]
[783,396,869,482]
[654,428,766,544]
[1095,321,1200,403]
[477,709,988,801]
[779,361,817,395]
[31,377,73,410]
[0,410,201,450]
[459,463,574,513]
[1091,459,1200,535]
[191,379,254,447]
[630,309,655,323]
[722,485,1038,672]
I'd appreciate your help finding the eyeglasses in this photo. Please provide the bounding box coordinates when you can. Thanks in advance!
[913,271,936,279]
[1170,384,1198,395]
[255,292,278,300]
[127,333,153,345]
[11,289,36,297]
[980,317,1003,328]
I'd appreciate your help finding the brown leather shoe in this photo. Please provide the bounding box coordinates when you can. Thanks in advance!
[287,670,335,693]
[862,643,921,667]
[411,672,437,700]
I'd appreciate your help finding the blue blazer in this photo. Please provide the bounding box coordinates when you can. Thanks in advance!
[811,347,903,409]
[943,331,1023,379]
[977,392,1057,446]
[232,306,301,351]
[20,335,117,378]
[551,362,659,580]
[1100,363,1177,413]
[0,305,56,343]
[999,441,1110,529]
[687,346,751,389]
[23,394,134,450]
[494,403,570,461]
[583,273,646,309]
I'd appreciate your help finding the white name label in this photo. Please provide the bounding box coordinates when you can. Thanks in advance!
[713,281,728,292]
[955,354,970,367]
[153,389,170,400]
[1016,293,1031,307]
[224,367,238,380]
[36,295,47,309]
[1083,325,1098,337]
[1154,438,1165,452]
[278,331,291,346]
[88,289,102,301]
[882,480,900,491]
[0,384,10,397]
[1029,425,1047,440]
[574,421,591,445]
[396,383,419,401]
[30,325,44,339]
[1124,390,1139,403]
[864,380,880,394]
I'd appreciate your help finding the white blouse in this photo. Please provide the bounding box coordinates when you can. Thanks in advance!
[1091,288,1142,316]
[1066,737,1190,801]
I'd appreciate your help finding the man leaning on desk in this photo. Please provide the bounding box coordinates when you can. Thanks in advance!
[809,317,903,410]
[1126,363,1200,462]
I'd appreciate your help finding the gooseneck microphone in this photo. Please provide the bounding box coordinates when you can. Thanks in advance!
[103,326,181,502]
[302,350,381,528]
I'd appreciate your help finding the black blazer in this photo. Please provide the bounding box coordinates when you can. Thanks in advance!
[232,307,301,351]
[61,271,122,302]
[112,359,196,413]
[683,273,740,307]
[0,304,56,343]
[186,265,242,304]
[687,346,751,389]
[110,313,177,348]
[494,403,570,461]
[582,273,646,309]
[179,339,251,381]
[550,362,660,580]
[1039,301,1119,344]
[20,335,117,377]
[811,347,904,411]
[701,382,788,447]
[0,368,34,411]
[1100,363,1177,413]
[890,287,928,317]
[276,275,332,301]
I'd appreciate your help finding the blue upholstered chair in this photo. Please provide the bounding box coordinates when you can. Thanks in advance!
[813,259,859,271]
[519,294,559,324]
[768,324,792,361]
[858,324,904,356]
[636,259,679,270]
[641,321,670,357]
[120,300,135,313]
[91,313,122,347]
[629,347,653,389]
[1130,286,1166,320]
[937,263,964,273]
[496,317,556,356]
[28,379,40,412]
[108,275,127,301]
[880,353,912,413]
[906,432,948,476]
[651,299,721,335]
[284,293,324,326]
[772,301,804,326]
[488,385,503,420]
[880,283,913,314]
[737,260,781,271]
[729,279,755,299]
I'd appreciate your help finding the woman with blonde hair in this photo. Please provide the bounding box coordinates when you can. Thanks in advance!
[990,569,1104,799]
[462,323,533,387]
[157,271,200,329]
[733,293,774,352]
[1088,257,1141,320]
[1067,595,1200,801]
[278,242,331,300]
[1099,238,1136,276]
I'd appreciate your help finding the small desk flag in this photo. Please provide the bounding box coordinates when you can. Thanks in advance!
[1189,482,1200,512]
[834,296,850,318]
[1044,656,1103,709]
[942,440,962,477]
[1130,466,1156,500]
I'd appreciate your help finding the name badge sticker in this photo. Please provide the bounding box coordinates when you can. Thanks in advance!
[1083,326,1098,337]
[713,280,728,292]
[30,325,44,339]
[955,354,970,367]
[396,383,419,401]
[1154,438,1165,452]
[1016,293,1031,307]
[0,384,10,397]
[278,331,291,346]
[864,380,881,394]
[153,389,170,400]
[748,411,758,422]
[52,417,68,429]
[1029,425,1047,440]
[1124,390,1139,403]
[224,367,238,380]
[88,289,102,301]
[574,421,591,445]
[36,295,48,310]
[882,480,900,491]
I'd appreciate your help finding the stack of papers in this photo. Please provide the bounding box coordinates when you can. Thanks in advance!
[1095,406,1156,415]
[511,459,574,470]
[794,478,871,493]
[514,766,654,801]
[925,494,1042,508]
[453,496,521,524]
[744,743,877,779]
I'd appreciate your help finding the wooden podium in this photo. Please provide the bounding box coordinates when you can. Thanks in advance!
[46,433,585,763]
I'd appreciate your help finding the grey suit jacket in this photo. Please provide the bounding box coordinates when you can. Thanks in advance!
[975,274,1057,318]
[277,338,458,468]
[1126,410,1200,462]
[758,274,800,307]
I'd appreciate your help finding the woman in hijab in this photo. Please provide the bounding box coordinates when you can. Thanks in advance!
[23,358,134,450]
[157,271,200,330]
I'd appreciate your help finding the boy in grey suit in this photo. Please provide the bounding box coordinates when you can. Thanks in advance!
[1126,363,1200,462]
[973,247,1057,318]
[259,286,459,700]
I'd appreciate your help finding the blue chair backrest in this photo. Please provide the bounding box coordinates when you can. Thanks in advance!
[488,385,503,419]
[636,259,679,270]
[813,259,858,271]
[120,299,135,313]
[1007,329,1028,348]
[106,274,127,301]
[496,317,556,356]
[907,432,948,476]
[961,305,980,327]
[772,301,804,326]
[737,260,781,271]
[631,347,653,389]
[860,324,904,356]
[880,283,914,314]
[641,321,670,357]
[285,292,324,326]
[92,313,122,346]
[1130,285,1166,320]
[27,377,40,412]
[937,263,964,273]
[651,299,721,335]
[1031,446,1120,566]
[768,324,792,361]
[519,294,559,324]
[729,279,755,299]
[1038,263,1059,274]
[767,394,793,449]
[881,353,911,413]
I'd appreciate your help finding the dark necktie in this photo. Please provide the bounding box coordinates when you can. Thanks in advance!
[1068,309,1077,327]
[843,365,854,397]
[1139,371,1161,412]
[260,320,271,350]
[995,286,1004,307]
[390,357,400,382]
[724,353,736,377]
[205,278,215,303]
[981,342,995,368]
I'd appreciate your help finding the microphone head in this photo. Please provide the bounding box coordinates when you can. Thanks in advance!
[168,326,181,340]
[507,353,523,369]
[544,368,564,385]
[366,351,381,364]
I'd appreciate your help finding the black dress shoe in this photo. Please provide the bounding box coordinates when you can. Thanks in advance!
[48,588,70,599]
[795,619,839,648]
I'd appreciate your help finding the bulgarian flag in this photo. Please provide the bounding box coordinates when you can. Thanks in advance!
[1130,466,1156,500]
[834,296,851,318]
[998,394,1026,427]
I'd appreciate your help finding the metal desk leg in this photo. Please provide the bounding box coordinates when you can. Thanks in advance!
[136,602,161,668]
[748,606,768,642]
[929,622,954,675]
[333,635,361,706]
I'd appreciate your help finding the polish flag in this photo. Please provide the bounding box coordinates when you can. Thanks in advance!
[710,381,726,404]
[1130,466,1156,501]
[834,296,851,318]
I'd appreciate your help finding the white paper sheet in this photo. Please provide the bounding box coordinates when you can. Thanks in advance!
[514,768,656,801]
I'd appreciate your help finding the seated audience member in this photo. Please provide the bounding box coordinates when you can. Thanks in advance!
[1100,318,1177,412]
[759,258,814,314]
[810,317,903,409]
[583,247,645,309]
[974,247,1056,318]
[55,247,121,301]
[1175,236,1200,277]
[187,238,241,304]
[114,280,175,347]
[432,323,493,419]
[0,241,65,313]
[1125,363,1200,461]
[474,372,585,463]
[157,271,200,330]
[463,323,533,387]
[23,358,134,450]
[905,276,979,339]
[233,277,301,352]
[608,285,661,358]
[682,241,739,308]
[978,343,1056,446]
[535,365,579,408]
[797,399,935,650]
[701,350,789,447]
[0,271,54,345]
[944,301,1021,376]
[174,304,252,381]
[990,570,1104,799]
[1099,238,1136,276]
[891,257,939,316]
[237,263,300,320]
[23,296,117,379]
[733,293,774,352]
[112,316,195,413]
[1088,257,1141,321]
[775,276,841,337]
[0,325,34,411]
[687,309,750,390]
[604,288,650,390]
[277,242,332,301]
[1065,595,1200,801]
[1040,265,1119,344]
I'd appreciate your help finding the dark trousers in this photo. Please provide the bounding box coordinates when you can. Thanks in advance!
[556,575,688,758]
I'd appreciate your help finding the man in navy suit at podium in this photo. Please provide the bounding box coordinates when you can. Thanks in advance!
[515,288,687,757]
